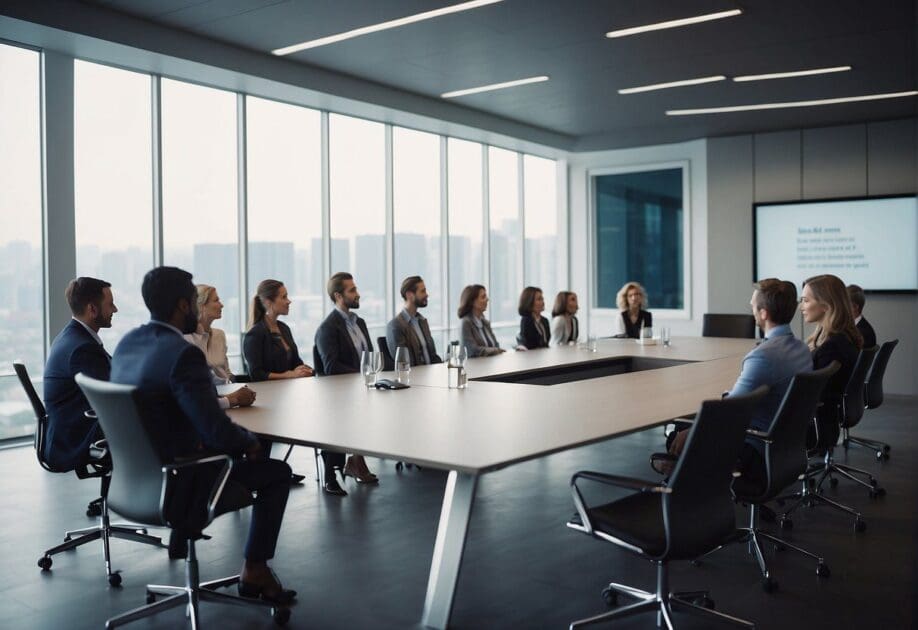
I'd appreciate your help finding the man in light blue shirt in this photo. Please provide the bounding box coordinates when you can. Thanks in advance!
[386,276,442,366]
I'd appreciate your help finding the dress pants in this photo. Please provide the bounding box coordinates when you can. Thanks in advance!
[227,457,291,562]
[321,450,346,476]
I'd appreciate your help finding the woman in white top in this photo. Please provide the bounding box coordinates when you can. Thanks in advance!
[550,291,579,345]
[184,284,234,384]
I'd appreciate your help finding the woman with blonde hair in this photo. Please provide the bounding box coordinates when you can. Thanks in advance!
[615,281,652,338]
[184,284,234,384]
[800,274,863,447]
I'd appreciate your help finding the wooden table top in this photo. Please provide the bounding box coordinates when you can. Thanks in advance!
[228,337,755,475]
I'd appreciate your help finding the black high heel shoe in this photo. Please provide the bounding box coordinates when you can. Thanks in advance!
[238,570,297,605]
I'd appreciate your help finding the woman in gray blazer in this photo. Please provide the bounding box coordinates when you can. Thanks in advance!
[458,284,505,357]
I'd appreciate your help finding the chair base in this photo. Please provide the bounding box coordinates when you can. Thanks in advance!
[105,541,289,629]
[569,562,754,629]
[843,433,891,461]
[38,498,164,585]
[777,464,867,532]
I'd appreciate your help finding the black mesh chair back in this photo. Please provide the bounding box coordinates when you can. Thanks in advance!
[75,373,167,525]
[840,345,878,429]
[865,339,898,410]
[377,336,395,371]
[664,385,768,558]
[312,345,326,376]
[756,363,839,499]
[13,361,55,472]
[702,313,757,339]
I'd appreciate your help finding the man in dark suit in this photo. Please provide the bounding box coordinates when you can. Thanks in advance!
[111,266,295,605]
[43,277,117,472]
[314,272,377,493]
[847,284,877,349]
[386,276,442,366]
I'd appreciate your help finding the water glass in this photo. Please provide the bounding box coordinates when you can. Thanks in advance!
[394,346,411,385]
[661,327,671,347]
[360,350,376,387]
[587,335,598,352]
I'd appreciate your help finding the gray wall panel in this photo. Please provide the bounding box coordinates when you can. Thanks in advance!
[753,130,801,202]
[802,125,867,199]
[707,135,754,313]
[867,119,917,195]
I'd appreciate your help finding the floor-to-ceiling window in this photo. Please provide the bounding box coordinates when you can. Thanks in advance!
[488,146,522,346]
[74,60,153,351]
[0,43,43,439]
[447,138,484,334]
[246,96,323,355]
[161,79,241,354]
[524,154,560,311]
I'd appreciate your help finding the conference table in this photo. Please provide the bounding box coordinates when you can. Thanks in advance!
[228,336,755,629]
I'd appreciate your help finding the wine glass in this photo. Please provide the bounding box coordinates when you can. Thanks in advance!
[394,346,411,384]
[372,350,383,379]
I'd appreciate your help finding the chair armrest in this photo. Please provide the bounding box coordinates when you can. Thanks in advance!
[84,409,97,420]
[571,470,673,494]
[162,454,234,527]
[745,429,773,443]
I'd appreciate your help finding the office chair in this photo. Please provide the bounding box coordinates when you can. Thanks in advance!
[376,336,395,371]
[75,373,290,628]
[702,314,757,339]
[13,361,163,586]
[780,346,880,531]
[698,364,838,593]
[566,386,768,630]
[843,339,898,460]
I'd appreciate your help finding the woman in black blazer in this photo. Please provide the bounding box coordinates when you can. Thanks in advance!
[242,279,313,484]
[615,281,652,339]
[801,274,863,448]
[516,286,550,349]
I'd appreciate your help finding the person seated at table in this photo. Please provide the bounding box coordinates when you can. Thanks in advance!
[185,284,256,411]
[550,291,579,346]
[242,279,312,485]
[664,278,812,486]
[386,275,442,366]
[314,272,378,493]
[43,277,117,472]
[516,286,550,349]
[111,266,296,604]
[801,274,863,448]
[458,284,505,357]
[846,284,877,349]
[615,281,652,338]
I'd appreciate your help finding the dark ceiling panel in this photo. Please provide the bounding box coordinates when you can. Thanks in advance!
[82,0,918,149]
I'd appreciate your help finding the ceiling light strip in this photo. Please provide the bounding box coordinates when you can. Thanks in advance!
[273,0,503,55]
[606,9,742,38]
[441,75,549,99]
[666,91,918,115]
[733,66,852,82]
[619,75,726,94]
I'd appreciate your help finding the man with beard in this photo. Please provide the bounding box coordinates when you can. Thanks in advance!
[386,276,442,366]
[111,267,295,603]
[43,277,118,471]
[314,272,377,493]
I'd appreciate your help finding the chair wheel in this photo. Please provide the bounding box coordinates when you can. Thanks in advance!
[37,556,52,571]
[146,593,156,604]
[868,478,878,487]
[272,607,291,625]
[108,573,122,587]
[63,535,72,542]
[86,504,102,517]
[692,596,715,610]
[395,462,403,471]
[878,451,890,461]
[869,488,886,499]
[883,445,891,453]
[601,586,618,607]
[855,519,867,533]
[779,518,793,530]
[762,577,778,593]
[816,563,830,578]
[829,477,838,488]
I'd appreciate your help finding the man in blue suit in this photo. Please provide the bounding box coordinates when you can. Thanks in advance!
[669,278,812,485]
[43,277,117,472]
[111,266,295,605]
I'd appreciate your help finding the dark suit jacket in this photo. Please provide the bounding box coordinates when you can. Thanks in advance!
[517,314,551,349]
[811,332,860,447]
[43,319,111,471]
[314,309,372,375]
[856,317,876,350]
[111,322,256,461]
[386,311,442,366]
[242,319,304,381]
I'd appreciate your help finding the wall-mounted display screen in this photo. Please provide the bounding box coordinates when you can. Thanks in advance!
[754,195,918,292]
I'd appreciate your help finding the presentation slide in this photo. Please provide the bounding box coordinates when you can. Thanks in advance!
[755,196,918,291]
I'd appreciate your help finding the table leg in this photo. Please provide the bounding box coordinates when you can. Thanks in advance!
[421,470,478,629]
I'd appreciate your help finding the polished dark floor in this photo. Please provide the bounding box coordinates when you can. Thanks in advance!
[1,396,916,630]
